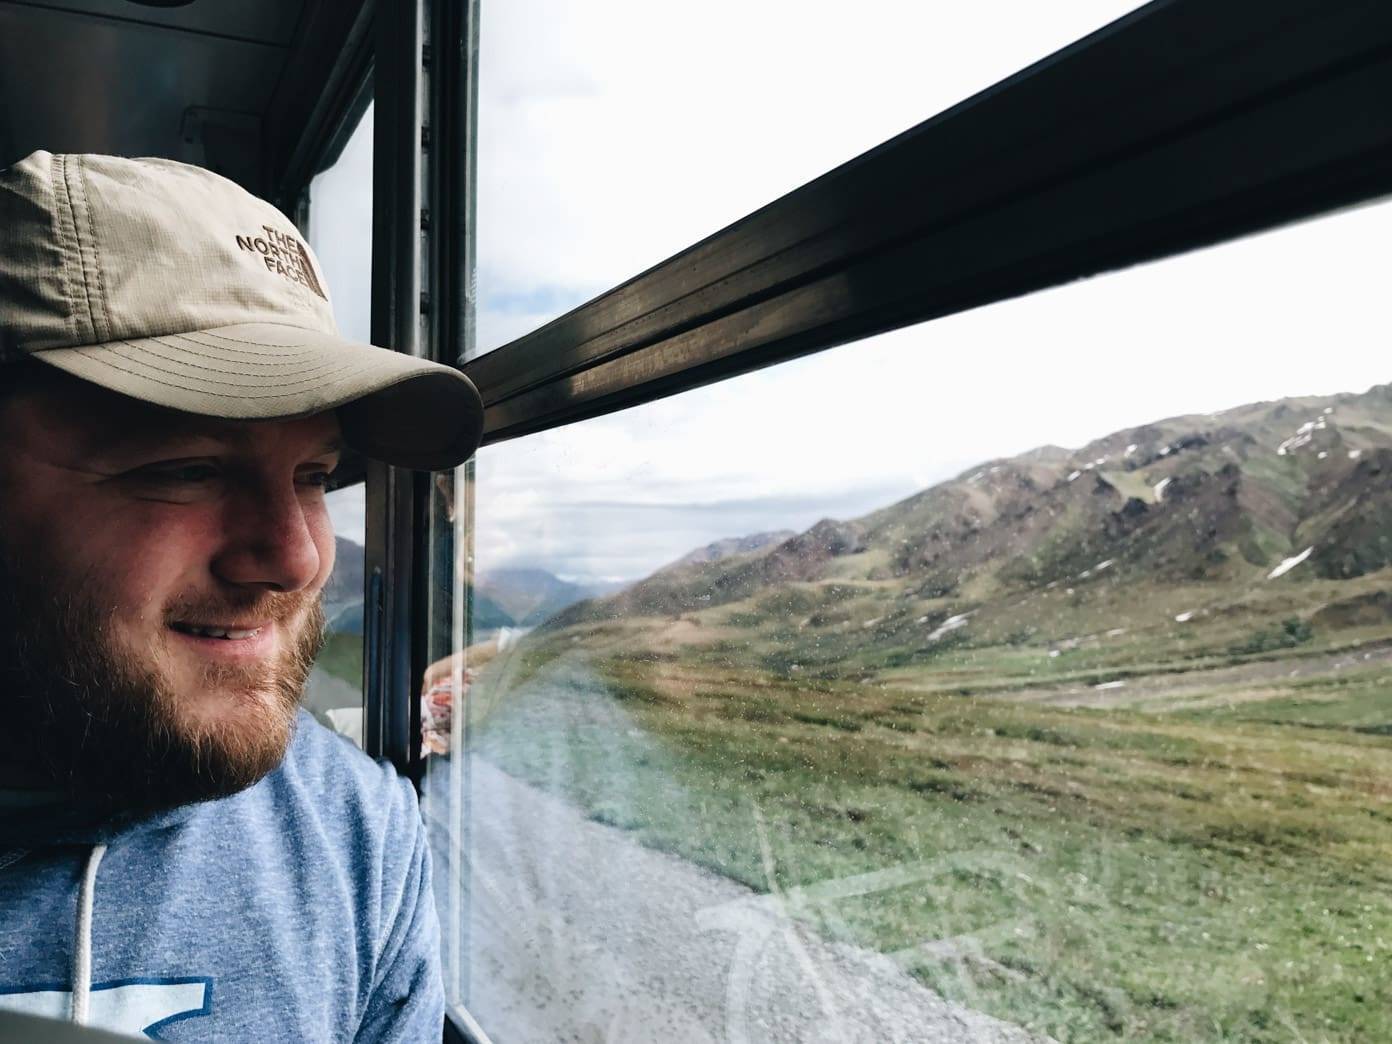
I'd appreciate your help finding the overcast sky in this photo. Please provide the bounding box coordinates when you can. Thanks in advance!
[313,0,1392,584]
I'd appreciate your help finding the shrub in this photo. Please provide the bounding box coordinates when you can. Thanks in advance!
[1228,616,1313,656]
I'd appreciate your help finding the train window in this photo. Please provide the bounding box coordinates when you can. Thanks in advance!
[425,195,1392,1041]
[305,107,374,747]
[473,0,1146,355]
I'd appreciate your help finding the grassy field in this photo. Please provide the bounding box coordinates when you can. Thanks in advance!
[465,634,1392,1042]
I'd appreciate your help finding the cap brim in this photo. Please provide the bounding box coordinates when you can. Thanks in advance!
[29,322,484,470]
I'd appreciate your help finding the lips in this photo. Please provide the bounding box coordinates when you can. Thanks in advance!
[170,622,264,641]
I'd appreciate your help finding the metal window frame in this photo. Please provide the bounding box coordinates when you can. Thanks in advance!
[362,3,489,1039]
[444,1006,495,1044]
[361,0,425,774]
[270,1,377,214]
[362,0,479,781]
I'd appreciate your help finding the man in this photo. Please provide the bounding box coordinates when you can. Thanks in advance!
[0,151,482,1040]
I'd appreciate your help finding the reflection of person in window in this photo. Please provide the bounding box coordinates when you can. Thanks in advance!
[0,152,481,1039]
[421,471,465,756]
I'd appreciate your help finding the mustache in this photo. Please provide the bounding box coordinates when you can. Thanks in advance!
[163,590,322,628]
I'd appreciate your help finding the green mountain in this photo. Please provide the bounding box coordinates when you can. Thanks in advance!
[542,384,1392,680]
[669,530,797,568]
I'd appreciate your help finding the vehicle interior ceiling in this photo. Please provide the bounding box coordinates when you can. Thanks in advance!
[0,0,369,208]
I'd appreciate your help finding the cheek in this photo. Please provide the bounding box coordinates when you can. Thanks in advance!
[63,515,215,618]
[0,466,221,618]
[118,540,198,602]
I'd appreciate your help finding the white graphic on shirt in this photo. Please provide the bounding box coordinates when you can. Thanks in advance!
[0,979,210,1036]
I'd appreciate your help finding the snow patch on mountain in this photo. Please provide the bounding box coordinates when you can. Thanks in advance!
[1277,417,1328,456]
[926,612,972,642]
[1268,547,1314,580]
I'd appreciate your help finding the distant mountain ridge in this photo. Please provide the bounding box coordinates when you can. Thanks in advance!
[477,568,622,628]
[321,543,613,634]
[546,384,1392,660]
[671,531,797,568]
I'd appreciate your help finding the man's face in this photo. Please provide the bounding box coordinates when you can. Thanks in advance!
[0,369,341,812]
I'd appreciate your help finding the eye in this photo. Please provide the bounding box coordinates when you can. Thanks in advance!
[298,469,335,490]
[145,461,220,484]
[297,459,339,490]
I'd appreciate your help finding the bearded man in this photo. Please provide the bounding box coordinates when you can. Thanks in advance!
[0,151,481,1041]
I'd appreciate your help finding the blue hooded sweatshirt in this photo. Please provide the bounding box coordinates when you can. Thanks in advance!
[0,712,443,1041]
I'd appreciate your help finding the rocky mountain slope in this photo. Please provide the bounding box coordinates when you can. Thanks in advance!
[543,384,1392,677]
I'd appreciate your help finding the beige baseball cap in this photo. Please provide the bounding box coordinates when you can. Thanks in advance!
[0,150,482,470]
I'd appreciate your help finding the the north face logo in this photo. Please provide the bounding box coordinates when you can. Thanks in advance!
[235,226,328,301]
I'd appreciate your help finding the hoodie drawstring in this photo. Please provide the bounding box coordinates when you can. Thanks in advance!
[70,843,107,1025]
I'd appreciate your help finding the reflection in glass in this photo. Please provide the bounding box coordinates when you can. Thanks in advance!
[474,0,1145,354]
[427,197,1392,1041]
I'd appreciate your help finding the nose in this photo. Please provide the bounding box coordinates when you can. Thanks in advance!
[211,478,325,593]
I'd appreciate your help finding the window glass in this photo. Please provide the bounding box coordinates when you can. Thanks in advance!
[308,103,374,345]
[426,197,1392,1041]
[315,486,366,747]
[305,108,372,745]
[474,0,1146,354]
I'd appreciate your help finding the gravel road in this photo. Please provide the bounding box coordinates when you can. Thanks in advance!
[423,749,1049,1043]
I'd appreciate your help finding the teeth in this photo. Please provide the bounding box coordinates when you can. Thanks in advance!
[177,624,260,640]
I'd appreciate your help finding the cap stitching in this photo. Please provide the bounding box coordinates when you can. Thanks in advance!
[126,338,332,378]
[100,340,340,382]
[47,156,84,347]
[173,331,323,355]
[76,157,113,343]
[177,329,323,349]
[68,348,382,400]
[144,334,320,366]
[159,342,319,364]
[58,155,99,346]
[32,338,319,363]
